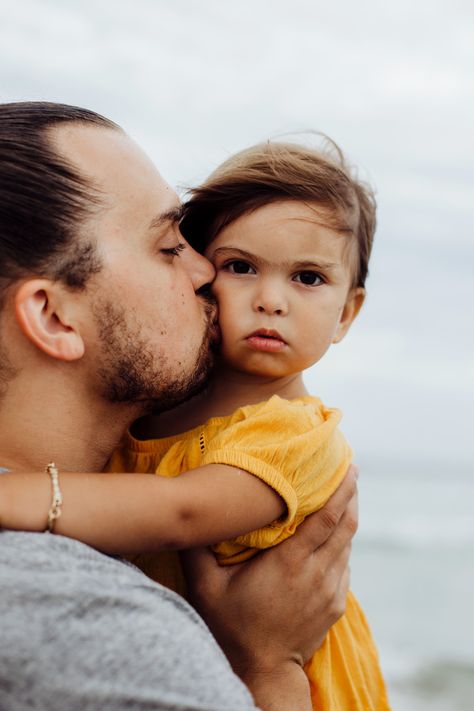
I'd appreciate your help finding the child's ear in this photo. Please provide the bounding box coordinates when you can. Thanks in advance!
[332,287,365,344]
[14,279,85,361]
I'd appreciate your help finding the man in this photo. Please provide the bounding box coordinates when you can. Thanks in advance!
[0,102,357,710]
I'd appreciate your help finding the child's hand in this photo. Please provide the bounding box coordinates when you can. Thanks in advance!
[181,465,358,707]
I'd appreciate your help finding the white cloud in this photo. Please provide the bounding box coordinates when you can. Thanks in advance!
[1,0,473,461]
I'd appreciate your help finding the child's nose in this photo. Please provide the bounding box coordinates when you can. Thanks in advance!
[257,303,285,315]
[253,284,288,315]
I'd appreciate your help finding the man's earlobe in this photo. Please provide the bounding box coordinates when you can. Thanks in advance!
[332,288,366,344]
[14,280,85,361]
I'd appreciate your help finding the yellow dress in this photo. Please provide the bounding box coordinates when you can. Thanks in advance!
[107,395,391,710]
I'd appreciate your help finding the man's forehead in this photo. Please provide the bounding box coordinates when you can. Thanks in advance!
[50,123,164,196]
[52,123,181,224]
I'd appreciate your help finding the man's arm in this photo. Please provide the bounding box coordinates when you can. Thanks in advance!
[182,466,358,711]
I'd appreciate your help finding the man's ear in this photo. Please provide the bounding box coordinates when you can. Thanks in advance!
[14,279,85,361]
[332,287,366,344]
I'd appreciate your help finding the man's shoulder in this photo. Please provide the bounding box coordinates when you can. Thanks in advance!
[0,531,255,711]
[1,529,146,580]
[0,530,203,625]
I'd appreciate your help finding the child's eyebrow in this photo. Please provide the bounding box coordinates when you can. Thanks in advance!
[291,260,340,272]
[212,247,340,272]
[212,246,258,261]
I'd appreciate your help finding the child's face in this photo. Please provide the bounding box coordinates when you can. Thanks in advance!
[204,200,365,379]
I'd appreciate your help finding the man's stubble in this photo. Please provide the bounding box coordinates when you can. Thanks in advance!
[93,297,216,414]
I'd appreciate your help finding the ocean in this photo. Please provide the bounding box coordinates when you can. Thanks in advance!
[351,457,474,710]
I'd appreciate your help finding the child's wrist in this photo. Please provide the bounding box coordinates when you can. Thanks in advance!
[0,472,49,532]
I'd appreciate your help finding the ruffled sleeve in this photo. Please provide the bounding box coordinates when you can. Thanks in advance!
[200,395,352,564]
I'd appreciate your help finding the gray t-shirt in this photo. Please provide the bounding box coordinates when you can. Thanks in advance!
[0,531,258,711]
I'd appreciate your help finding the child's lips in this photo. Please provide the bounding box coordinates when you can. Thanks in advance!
[245,329,287,352]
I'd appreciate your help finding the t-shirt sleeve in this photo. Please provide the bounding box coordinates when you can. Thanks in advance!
[200,396,352,559]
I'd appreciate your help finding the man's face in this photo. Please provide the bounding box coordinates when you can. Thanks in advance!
[52,124,216,412]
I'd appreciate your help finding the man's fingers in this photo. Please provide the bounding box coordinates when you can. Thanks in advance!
[315,488,358,564]
[280,465,358,556]
[319,464,358,533]
[309,497,356,619]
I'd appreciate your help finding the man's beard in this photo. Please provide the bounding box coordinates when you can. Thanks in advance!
[93,299,215,414]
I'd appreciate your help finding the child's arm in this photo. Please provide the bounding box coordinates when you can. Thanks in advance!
[0,466,285,554]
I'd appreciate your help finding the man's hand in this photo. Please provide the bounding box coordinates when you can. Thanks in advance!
[181,465,358,710]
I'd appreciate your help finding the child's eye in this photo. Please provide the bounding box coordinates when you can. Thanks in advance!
[225,260,256,275]
[293,271,324,286]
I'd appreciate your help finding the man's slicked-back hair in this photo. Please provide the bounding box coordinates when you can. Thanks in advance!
[0,101,120,300]
[180,138,376,288]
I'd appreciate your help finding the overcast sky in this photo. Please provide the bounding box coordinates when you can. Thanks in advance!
[1,0,473,465]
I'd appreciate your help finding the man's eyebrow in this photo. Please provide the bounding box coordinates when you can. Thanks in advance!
[148,205,183,232]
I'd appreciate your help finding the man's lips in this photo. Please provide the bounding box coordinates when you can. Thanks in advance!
[245,329,287,353]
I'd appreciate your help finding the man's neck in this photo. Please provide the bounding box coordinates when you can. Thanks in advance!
[0,369,140,473]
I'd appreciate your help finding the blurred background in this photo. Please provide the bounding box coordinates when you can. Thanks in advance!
[1,1,473,707]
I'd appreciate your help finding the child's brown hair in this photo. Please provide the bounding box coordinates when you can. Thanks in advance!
[180,139,376,288]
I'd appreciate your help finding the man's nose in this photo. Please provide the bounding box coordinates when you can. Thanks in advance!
[181,242,215,292]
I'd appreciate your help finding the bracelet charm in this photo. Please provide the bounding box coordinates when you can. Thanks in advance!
[45,462,62,533]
